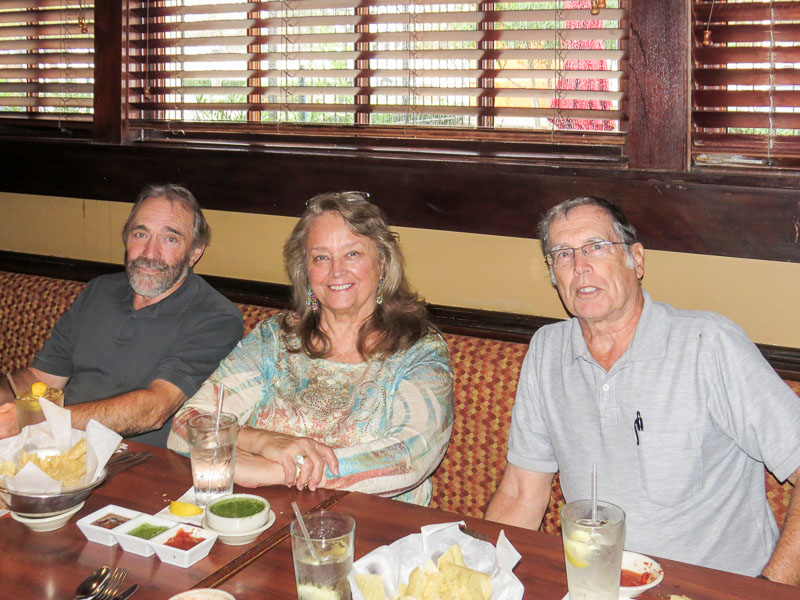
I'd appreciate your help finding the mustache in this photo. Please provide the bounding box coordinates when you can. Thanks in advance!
[128,257,169,271]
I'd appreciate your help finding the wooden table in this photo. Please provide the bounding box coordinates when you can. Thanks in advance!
[0,442,340,599]
[3,443,800,600]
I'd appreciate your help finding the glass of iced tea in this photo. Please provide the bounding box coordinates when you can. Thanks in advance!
[15,382,64,430]
[291,511,355,600]
[561,499,625,600]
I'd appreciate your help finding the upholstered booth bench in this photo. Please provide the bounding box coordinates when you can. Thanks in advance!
[2,269,798,535]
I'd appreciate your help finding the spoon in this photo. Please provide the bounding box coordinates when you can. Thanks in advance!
[74,566,111,600]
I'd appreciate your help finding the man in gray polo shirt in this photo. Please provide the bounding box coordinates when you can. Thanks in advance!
[485,196,800,584]
[0,184,243,447]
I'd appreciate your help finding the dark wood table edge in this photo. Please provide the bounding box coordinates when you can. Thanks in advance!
[193,490,351,590]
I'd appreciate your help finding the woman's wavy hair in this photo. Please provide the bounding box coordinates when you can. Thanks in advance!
[281,191,430,359]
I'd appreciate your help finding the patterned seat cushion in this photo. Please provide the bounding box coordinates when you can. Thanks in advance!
[0,271,86,373]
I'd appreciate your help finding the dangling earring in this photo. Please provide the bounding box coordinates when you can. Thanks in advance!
[306,286,319,312]
[376,277,384,305]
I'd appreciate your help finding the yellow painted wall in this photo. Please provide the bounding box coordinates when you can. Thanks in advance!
[2,192,799,348]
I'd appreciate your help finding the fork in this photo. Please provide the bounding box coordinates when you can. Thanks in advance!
[96,568,128,600]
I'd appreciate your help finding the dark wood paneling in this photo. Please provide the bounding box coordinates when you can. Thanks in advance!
[93,2,123,144]
[627,0,690,170]
[1,139,799,263]
[1,250,798,380]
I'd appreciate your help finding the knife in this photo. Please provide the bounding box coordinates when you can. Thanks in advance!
[112,584,138,600]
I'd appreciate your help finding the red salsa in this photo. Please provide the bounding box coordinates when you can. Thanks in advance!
[620,569,654,587]
[91,513,130,530]
[164,528,205,551]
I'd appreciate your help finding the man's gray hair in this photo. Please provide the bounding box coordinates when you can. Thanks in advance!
[122,184,211,249]
[538,196,640,285]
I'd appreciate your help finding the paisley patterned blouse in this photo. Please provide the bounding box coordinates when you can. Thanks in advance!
[168,315,454,505]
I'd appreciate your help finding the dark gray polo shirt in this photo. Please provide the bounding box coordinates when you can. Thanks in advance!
[33,270,243,447]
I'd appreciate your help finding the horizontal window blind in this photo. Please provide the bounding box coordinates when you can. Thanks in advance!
[128,0,627,140]
[692,0,800,168]
[0,1,94,122]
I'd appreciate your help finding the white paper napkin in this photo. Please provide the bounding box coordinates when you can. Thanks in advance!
[0,399,122,494]
[348,521,524,600]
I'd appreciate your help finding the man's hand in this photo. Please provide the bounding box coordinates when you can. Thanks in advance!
[0,402,19,439]
[761,466,800,585]
[485,464,555,530]
[238,427,338,491]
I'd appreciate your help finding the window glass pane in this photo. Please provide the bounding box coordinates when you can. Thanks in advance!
[129,0,627,140]
[0,2,94,121]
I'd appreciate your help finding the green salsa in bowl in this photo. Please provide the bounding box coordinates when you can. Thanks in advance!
[205,494,270,533]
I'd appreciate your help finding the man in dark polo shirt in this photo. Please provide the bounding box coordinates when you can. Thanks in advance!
[0,184,243,446]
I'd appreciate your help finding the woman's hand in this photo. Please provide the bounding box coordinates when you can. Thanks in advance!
[238,428,339,491]
[234,450,286,488]
[0,402,18,439]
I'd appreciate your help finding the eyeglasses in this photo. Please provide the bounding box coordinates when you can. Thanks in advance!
[305,191,370,208]
[544,240,630,268]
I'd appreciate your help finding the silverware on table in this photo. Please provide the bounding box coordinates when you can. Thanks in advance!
[112,584,138,600]
[95,567,128,600]
[106,451,153,476]
[73,566,111,600]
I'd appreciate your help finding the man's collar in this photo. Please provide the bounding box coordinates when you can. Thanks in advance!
[568,290,667,364]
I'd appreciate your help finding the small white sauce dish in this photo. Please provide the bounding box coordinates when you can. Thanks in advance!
[202,509,276,546]
[204,494,270,533]
[150,523,218,568]
[77,504,143,546]
[112,514,177,557]
[11,501,84,532]
[619,550,664,598]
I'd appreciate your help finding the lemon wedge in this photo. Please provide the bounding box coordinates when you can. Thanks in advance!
[169,500,202,517]
[31,382,48,397]
[564,530,595,568]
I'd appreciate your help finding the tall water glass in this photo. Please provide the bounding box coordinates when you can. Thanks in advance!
[291,511,355,600]
[561,499,625,600]
[186,413,238,507]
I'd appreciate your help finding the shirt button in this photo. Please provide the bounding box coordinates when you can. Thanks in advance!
[602,384,610,391]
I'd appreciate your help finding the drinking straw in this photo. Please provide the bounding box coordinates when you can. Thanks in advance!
[591,462,598,523]
[292,501,319,561]
[6,373,19,398]
[214,383,225,430]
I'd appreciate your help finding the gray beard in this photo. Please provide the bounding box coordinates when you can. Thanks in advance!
[126,253,191,299]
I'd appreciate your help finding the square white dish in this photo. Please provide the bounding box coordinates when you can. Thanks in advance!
[77,504,143,546]
[150,523,218,568]
[112,514,177,557]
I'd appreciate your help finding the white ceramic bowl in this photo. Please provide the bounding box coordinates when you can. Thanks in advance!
[205,494,270,533]
[168,590,236,600]
[112,514,177,557]
[202,509,275,546]
[619,550,664,598]
[76,504,143,546]
[150,523,218,568]
[10,501,84,532]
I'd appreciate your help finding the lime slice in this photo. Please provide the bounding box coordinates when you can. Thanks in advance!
[169,500,203,517]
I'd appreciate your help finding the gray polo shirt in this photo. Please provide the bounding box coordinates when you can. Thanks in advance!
[33,271,243,446]
[508,291,800,576]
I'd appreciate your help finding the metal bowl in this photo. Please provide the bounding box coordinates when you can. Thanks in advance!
[0,469,107,517]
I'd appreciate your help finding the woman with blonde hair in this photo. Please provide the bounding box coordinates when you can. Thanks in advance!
[169,192,453,505]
